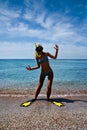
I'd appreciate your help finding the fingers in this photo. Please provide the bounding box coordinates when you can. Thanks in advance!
[54,44,59,50]
[26,65,31,70]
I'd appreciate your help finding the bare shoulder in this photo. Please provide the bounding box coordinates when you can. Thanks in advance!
[45,52,50,56]
[45,52,56,59]
[45,52,52,56]
[35,56,39,60]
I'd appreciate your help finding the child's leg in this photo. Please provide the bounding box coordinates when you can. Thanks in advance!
[47,71,53,100]
[35,73,45,99]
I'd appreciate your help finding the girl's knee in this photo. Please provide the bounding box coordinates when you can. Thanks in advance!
[47,85,51,91]
[38,82,43,89]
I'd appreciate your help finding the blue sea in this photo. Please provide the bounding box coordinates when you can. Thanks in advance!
[0,59,87,95]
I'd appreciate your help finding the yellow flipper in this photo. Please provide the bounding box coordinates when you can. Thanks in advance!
[52,101,64,107]
[21,101,32,107]
[21,99,35,107]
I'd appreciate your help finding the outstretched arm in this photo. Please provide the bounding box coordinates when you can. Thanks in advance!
[26,59,40,70]
[47,44,59,59]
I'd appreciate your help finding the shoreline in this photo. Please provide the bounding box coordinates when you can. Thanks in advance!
[0,87,87,97]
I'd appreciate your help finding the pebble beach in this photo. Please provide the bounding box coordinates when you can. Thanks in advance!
[0,89,87,130]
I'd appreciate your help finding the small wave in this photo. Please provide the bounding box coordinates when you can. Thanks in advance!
[52,94,87,97]
[0,93,87,98]
[0,94,28,97]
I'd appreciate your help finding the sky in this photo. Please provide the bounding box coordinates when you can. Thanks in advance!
[0,0,87,59]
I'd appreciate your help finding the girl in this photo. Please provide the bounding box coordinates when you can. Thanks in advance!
[26,44,59,100]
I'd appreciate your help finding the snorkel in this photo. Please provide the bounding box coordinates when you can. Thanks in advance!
[35,43,43,58]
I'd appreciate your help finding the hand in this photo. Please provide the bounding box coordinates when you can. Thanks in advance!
[54,44,59,50]
[26,65,31,70]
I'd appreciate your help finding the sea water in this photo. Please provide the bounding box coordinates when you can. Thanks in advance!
[0,59,87,91]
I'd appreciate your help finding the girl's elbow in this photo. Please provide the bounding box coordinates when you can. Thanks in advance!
[54,54,58,59]
[54,56,57,59]
[38,66,40,69]
[37,65,40,69]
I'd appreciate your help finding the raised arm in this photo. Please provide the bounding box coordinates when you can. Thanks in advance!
[47,44,59,59]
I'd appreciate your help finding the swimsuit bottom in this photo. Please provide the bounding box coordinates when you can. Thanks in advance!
[42,71,50,76]
[41,70,53,76]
